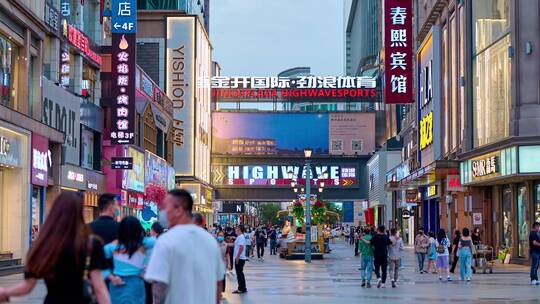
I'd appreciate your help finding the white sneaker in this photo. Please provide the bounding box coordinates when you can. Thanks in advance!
[381,283,386,288]
[532,280,538,285]
[377,278,382,288]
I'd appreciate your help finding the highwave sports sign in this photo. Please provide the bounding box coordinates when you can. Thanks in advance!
[200,76,379,101]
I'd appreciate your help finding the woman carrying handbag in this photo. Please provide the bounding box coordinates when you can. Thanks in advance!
[0,192,110,304]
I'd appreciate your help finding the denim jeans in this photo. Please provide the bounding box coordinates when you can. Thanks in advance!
[360,255,373,282]
[530,252,540,281]
[459,247,473,280]
[416,252,426,272]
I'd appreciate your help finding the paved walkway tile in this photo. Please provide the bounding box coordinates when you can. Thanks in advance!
[2,240,540,303]
[223,241,540,304]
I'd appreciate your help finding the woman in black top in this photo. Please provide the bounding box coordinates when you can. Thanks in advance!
[0,192,110,304]
[450,230,461,273]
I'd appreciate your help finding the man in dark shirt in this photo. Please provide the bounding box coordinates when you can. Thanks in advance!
[90,193,120,244]
[529,222,540,285]
[371,225,392,288]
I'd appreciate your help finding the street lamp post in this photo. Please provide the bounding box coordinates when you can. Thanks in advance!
[304,148,312,263]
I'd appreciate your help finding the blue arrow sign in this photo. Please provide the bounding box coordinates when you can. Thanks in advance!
[112,0,136,34]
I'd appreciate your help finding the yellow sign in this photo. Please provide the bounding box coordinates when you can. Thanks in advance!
[427,185,437,197]
[419,111,433,150]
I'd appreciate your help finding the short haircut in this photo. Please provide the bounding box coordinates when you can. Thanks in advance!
[390,228,397,235]
[168,189,194,215]
[377,225,385,233]
[462,227,470,237]
[192,212,204,225]
[98,193,117,212]
[533,222,540,229]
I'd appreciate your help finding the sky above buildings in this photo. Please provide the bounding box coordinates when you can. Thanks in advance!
[210,0,345,77]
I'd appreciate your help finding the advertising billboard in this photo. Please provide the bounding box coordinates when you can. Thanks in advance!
[145,151,167,189]
[212,163,358,188]
[127,147,144,192]
[212,112,374,156]
[167,16,195,176]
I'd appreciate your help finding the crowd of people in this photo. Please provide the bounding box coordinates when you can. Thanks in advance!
[0,190,245,304]
[351,222,540,287]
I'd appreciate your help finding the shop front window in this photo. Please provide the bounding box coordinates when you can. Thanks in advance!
[472,0,510,54]
[502,186,512,249]
[473,35,511,147]
[472,0,511,147]
[0,36,18,108]
[518,184,530,258]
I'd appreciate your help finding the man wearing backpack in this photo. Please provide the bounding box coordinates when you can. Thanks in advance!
[414,228,429,273]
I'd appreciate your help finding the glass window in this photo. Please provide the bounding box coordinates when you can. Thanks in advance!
[473,35,511,147]
[472,0,510,55]
[0,36,18,108]
[502,186,512,249]
[442,25,448,155]
[518,184,530,258]
[81,128,94,170]
[459,6,466,142]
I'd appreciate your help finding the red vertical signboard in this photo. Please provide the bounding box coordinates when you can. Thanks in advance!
[384,0,413,104]
[110,33,136,144]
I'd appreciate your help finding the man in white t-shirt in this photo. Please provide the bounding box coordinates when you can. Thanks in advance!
[233,225,248,294]
[145,189,226,304]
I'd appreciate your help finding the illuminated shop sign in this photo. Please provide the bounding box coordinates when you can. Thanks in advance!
[67,170,84,182]
[384,0,413,104]
[62,21,102,66]
[425,185,438,198]
[167,16,195,175]
[111,157,133,169]
[31,133,49,187]
[419,111,433,150]
[447,175,465,192]
[209,76,377,99]
[60,51,70,87]
[472,156,498,178]
[109,33,136,144]
[213,164,357,187]
[111,0,136,33]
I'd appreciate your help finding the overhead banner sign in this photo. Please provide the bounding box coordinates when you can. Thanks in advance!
[208,76,378,100]
[384,0,413,104]
[212,164,358,188]
[167,16,195,176]
[110,0,136,144]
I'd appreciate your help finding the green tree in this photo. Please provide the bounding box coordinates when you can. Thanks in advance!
[259,204,282,226]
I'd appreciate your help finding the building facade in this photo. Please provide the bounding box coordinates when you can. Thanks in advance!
[386,0,540,264]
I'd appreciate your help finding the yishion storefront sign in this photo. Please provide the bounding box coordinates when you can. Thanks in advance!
[384,0,413,104]
[213,164,358,187]
[208,76,378,100]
